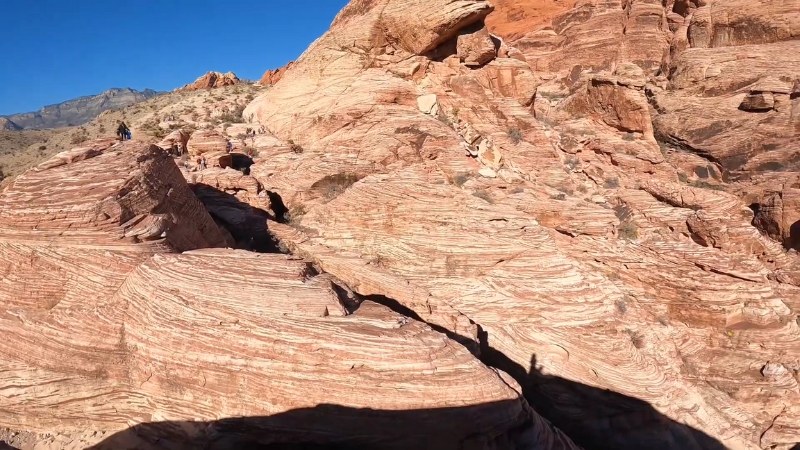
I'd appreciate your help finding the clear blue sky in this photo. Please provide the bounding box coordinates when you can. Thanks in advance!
[0,0,349,115]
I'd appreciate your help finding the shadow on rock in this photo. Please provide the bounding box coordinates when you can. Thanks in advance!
[82,357,729,450]
[192,184,281,253]
[480,337,728,450]
[85,400,533,450]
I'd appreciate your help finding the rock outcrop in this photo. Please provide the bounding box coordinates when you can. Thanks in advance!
[179,71,240,91]
[187,129,229,155]
[242,0,800,449]
[0,118,21,131]
[258,61,294,85]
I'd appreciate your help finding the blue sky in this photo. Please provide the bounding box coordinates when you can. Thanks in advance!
[0,0,349,115]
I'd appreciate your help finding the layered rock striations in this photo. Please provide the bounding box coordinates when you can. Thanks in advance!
[242,0,800,448]
[0,140,571,449]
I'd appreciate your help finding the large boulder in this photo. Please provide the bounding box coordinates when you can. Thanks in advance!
[0,141,227,311]
[187,129,229,155]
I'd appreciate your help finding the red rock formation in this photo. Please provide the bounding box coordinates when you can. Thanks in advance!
[258,61,294,85]
[243,0,800,448]
[178,71,240,91]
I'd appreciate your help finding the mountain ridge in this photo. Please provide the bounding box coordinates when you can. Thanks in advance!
[1,87,161,130]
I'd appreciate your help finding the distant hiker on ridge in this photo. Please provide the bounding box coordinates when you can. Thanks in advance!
[117,121,130,141]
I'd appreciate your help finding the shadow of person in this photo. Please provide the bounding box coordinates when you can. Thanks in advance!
[479,339,728,450]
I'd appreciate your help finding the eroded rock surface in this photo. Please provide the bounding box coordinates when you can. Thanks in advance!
[241,0,800,449]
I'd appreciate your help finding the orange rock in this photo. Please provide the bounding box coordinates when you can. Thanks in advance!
[258,61,294,85]
[178,71,239,91]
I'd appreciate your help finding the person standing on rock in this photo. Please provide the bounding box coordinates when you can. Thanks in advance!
[117,121,130,141]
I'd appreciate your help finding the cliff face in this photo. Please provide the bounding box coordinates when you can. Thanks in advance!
[1,88,159,129]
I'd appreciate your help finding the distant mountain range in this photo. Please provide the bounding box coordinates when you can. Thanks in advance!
[1,88,161,130]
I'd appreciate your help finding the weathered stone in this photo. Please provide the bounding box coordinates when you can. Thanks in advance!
[457,26,497,66]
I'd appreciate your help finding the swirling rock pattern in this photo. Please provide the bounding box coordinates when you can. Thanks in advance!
[243,0,800,448]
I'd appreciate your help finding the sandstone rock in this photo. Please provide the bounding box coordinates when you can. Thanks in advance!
[258,61,294,85]
[155,129,189,152]
[478,167,497,178]
[752,188,800,250]
[477,138,502,169]
[417,93,440,115]
[179,71,239,91]
[238,1,800,448]
[0,142,227,311]
[0,248,531,449]
[457,25,497,66]
[187,129,229,155]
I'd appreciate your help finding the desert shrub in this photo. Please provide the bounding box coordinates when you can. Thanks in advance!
[556,183,574,196]
[624,329,645,349]
[508,127,523,144]
[70,132,88,145]
[615,298,628,315]
[618,220,638,240]
[38,145,47,151]
[472,189,494,204]
[313,172,360,201]
[576,184,588,193]
[691,180,726,191]
[604,177,620,189]
[218,105,246,123]
[677,173,689,183]
[452,172,471,186]
[288,139,303,154]
[285,204,307,225]
[550,192,567,201]
[510,187,525,194]
[623,132,635,141]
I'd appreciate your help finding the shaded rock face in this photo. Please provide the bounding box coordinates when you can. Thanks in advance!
[0,117,21,131]
[179,71,240,91]
[0,88,159,129]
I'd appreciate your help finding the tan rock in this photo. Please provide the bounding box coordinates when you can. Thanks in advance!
[187,129,229,155]
[417,93,440,115]
[457,26,497,66]
[476,138,503,169]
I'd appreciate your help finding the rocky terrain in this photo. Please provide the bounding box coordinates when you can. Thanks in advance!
[0,88,159,130]
[1,0,799,449]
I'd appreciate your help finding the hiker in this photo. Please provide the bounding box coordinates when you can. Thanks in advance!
[226,139,233,153]
[117,121,130,141]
